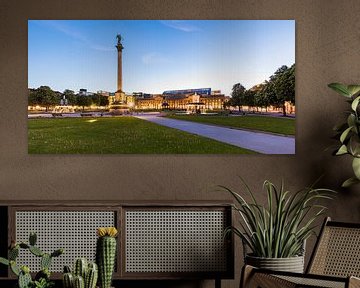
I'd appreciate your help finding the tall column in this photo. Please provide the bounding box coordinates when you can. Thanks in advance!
[115,34,124,102]
[116,42,123,92]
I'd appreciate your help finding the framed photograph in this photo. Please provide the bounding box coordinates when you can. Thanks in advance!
[28,20,295,154]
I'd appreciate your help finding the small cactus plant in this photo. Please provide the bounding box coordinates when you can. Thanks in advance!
[62,259,98,288]
[96,227,118,288]
[85,262,98,288]
[0,232,63,288]
[74,258,88,280]
[19,266,32,288]
[73,275,85,288]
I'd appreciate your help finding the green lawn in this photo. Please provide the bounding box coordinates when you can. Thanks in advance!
[167,115,295,135]
[28,117,256,154]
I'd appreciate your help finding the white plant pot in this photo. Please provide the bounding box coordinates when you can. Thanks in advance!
[245,254,305,273]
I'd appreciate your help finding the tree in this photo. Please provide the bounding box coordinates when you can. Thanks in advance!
[285,63,295,105]
[91,94,101,107]
[230,83,246,111]
[30,86,58,112]
[28,89,39,107]
[99,95,109,107]
[62,89,76,106]
[263,80,279,110]
[269,64,295,116]
[76,95,92,112]
[89,94,109,108]
[255,88,269,113]
[243,89,256,112]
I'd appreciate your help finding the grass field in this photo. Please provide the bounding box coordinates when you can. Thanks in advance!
[28,117,256,154]
[167,115,295,136]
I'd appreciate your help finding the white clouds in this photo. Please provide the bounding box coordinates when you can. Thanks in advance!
[42,20,88,42]
[160,20,201,32]
[36,20,114,52]
[142,52,171,65]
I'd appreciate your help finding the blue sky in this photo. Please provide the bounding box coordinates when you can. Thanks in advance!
[28,20,295,96]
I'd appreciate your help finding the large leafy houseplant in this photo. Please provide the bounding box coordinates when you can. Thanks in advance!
[328,83,360,187]
[222,180,334,260]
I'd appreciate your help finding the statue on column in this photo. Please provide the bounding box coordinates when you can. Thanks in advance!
[116,34,124,51]
[116,34,122,45]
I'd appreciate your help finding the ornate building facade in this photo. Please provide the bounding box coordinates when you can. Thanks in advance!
[132,91,229,112]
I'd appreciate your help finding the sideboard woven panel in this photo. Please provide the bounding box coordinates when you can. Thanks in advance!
[125,210,227,273]
[15,211,115,272]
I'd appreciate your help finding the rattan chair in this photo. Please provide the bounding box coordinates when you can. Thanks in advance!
[241,217,360,288]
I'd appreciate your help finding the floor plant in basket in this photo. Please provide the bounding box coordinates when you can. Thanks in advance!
[221,179,335,272]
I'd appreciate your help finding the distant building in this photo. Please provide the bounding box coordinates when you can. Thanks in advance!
[97,90,110,97]
[163,88,211,96]
[133,89,229,112]
[79,89,93,96]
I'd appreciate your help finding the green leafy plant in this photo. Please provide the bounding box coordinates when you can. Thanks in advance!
[328,83,360,187]
[0,232,63,288]
[32,278,54,288]
[221,179,334,258]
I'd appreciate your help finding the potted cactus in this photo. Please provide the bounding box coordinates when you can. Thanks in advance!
[0,232,63,288]
[96,227,118,288]
[62,258,98,288]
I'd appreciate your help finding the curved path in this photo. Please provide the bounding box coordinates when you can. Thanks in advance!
[135,115,295,154]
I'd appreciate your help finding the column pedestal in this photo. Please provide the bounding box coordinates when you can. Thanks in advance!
[115,91,126,103]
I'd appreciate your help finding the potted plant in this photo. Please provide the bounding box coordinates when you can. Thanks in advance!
[96,227,118,288]
[221,179,334,273]
[62,258,98,288]
[0,232,63,288]
[328,83,360,187]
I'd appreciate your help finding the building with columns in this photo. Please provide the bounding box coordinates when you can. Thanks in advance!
[133,89,229,112]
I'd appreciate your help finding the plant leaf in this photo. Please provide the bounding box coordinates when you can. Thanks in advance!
[347,114,356,128]
[328,83,351,97]
[351,96,360,111]
[349,135,360,157]
[0,257,9,266]
[347,85,360,97]
[336,144,348,155]
[342,177,360,188]
[340,127,353,143]
[352,157,360,179]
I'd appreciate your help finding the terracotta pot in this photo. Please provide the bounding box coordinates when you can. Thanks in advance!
[245,254,304,273]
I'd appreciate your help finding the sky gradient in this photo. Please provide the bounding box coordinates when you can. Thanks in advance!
[28,20,295,96]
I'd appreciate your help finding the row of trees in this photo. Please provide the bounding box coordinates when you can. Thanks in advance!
[228,64,295,116]
[28,86,109,112]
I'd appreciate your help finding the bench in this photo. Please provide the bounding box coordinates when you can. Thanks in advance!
[81,113,94,117]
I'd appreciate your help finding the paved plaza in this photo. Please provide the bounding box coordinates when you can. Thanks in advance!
[135,115,295,154]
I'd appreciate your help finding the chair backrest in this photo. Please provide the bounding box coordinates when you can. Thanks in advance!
[307,217,360,277]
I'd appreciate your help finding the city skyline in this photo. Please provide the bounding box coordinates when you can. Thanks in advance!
[28,20,295,96]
